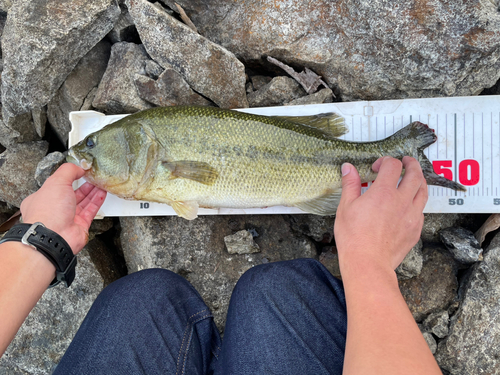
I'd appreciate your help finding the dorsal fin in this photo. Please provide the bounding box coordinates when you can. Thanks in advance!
[270,112,347,140]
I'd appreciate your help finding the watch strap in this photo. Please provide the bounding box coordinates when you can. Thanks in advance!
[0,223,77,287]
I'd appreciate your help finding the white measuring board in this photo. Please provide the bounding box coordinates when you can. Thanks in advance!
[69,95,500,217]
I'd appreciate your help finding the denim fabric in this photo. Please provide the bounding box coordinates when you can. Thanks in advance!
[54,259,346,375]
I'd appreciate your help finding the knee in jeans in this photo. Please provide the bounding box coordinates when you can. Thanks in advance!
[235,258,322,296]
[97,268,189,306]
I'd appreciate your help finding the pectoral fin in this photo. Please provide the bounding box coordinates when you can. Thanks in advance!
[162,160,219,185]
[294,189,342,216]
[171,200,199,220]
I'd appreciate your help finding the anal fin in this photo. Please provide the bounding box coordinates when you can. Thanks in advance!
[171,200,199,220]
[294,189,342,216]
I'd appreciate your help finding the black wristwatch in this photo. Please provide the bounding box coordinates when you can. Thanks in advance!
[0,222,77,288]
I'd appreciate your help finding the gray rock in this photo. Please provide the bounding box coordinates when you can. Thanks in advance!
[92,42,153,114]
[0,112,38,147]
[439,226,483,264]
[250,75,272,91]
[421,214,482,244]
[126,0,248,109]
[0,249,104,374]
[422,332,437,355]
[1,0,120,119]
[285,88,334,106]
[423,310,449,339]
[286,214,335,243]
[399,246,458,322]
[0,0,12,13]
[144,60,164,80]
[0,141,48,207]
[436,232,500,374]
[85,236,127,287]
[224,230,260,255]
[47,40,111,144]
[119,215,316,331]
[396,239,424,280]
[319,247,341,279]
[34,152,66,187]
[248,76,306,108]
[134,68,212,107]
[31,107,46,139]
[169,0,500,101]
[107,4,138,43]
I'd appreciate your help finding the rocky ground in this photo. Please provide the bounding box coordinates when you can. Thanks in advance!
[0,0,500,374]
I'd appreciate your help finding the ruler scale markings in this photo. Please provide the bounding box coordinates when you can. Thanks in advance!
[454,113,457,197]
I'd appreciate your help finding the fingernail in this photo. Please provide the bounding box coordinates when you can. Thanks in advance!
[341,163,351,177]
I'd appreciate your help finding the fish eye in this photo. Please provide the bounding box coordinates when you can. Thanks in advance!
[86,137,95,148]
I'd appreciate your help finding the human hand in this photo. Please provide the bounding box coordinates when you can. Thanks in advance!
[20,163,107,255]
[334,156,428,275]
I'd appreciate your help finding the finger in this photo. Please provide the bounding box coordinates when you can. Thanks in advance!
[413,177,429,212]
[339,163,362,205]
[75,182,98,204]
[372,156,389,173]
[398,156,425,197]
[372,157,402,189]
[76,189,107,228]
[76,186,104,215]
[45,163,85,187]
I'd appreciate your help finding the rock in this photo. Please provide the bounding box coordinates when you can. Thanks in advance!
[439,226,483,264]
[286,214,335,243]
[0,141,48,207]
[0,249,104,374]
[34,151,66,187]
[319,247,341,279]
[107,4,139,43]
[144,60,164,80]
[169,0,500,101]
[422,332,437,355]
[92,42,154,114]
[285,88,334,106]
[248,76,306,107]
[396,239,423,280]
[423,310,449,339]
[31,107,47,139]
[134,68,212,107]
[126,0,248,109]
[0,112,38,147]
[85,236,127,287]
[89,217,115,239]
[399,246,458,322]
[1,0,120,119]
[47,40,111,144]
[250,75,272,91]
[224,230,260,255]
[421,213,484,244]
[436,232,500,374]
[119,215,316,331]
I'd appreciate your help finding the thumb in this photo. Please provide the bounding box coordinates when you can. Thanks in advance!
[340,163,361,204]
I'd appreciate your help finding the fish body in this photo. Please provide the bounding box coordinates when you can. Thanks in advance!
[67,106,465,219]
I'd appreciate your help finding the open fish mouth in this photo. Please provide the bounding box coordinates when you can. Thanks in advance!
[66,149,92,170]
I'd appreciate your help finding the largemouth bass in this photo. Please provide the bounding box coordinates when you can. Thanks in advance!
[67,106,466,220]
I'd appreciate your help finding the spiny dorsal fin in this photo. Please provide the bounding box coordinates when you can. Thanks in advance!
[271,112,347,139]
[163,160,219,185]
[294,189,342,216]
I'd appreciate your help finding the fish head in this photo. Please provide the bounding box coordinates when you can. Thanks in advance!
[67,125,132,190]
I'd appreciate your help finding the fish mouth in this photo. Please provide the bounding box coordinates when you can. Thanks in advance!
[66,149,93,170]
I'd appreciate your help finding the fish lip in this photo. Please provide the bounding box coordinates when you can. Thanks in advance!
[66,149,92,170]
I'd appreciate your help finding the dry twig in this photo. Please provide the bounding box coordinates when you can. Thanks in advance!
[267,56,331,95]
[475,213,500,246]
[175,3,198,33]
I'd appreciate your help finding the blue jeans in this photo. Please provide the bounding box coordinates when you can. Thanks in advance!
[54,259,347,374]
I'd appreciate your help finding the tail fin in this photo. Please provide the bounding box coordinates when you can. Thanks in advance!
[392,121,467,192]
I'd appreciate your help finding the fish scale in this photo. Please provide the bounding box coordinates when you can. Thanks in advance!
[67,106,465,220]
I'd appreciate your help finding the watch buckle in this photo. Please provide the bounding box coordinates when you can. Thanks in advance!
[21,222,46,248]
